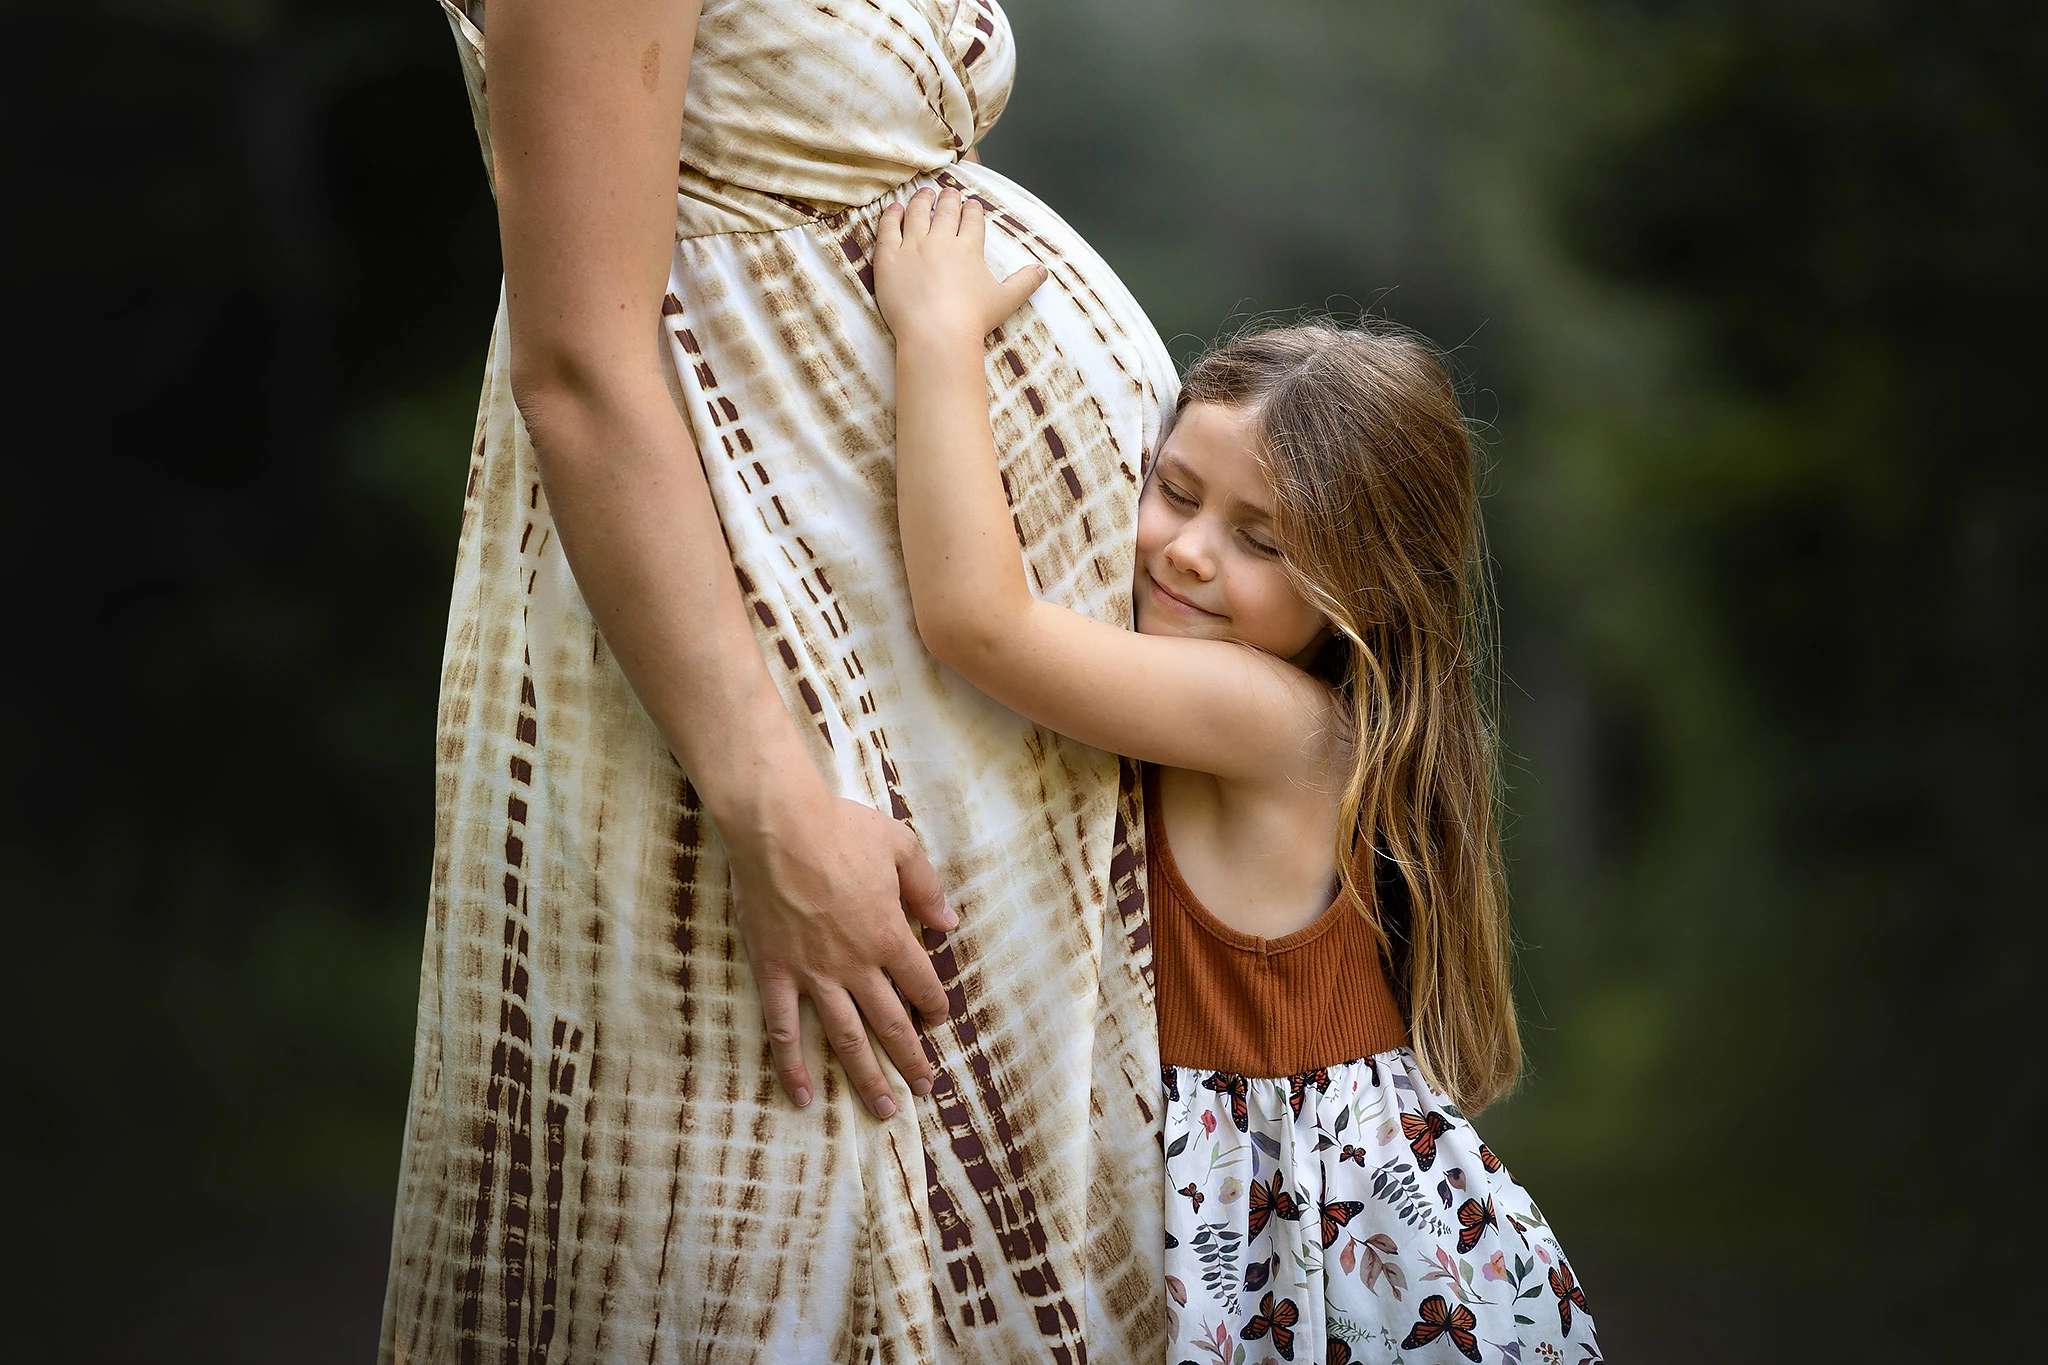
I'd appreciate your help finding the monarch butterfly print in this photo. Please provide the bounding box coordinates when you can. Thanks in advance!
[1162,1066,1180,1103]
[1177,1182,1204,1213]
[1319,1197,1364,1247]
[1455,1195,1497,1254]
[1401,1294,1482,1363]
[1477,1141,1502,1174]
[1287,1067,1333,1118]
[1242,1292,1300,1360]
[1247,1175,1307,1241]
[1326,1341,1354,1365]
[1202,1071,1251,1133]
[1337,1143,1369,1167]
[1551,1259,1591,1335]
[1402,1110,1454,1171]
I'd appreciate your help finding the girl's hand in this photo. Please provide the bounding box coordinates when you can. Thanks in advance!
[876,187,1047,350]
[724,776,958,1118]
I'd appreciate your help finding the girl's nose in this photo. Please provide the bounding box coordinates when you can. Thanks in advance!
[1163,524,1217,580]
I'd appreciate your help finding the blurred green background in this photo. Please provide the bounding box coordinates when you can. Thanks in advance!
[10,0,2042,1359]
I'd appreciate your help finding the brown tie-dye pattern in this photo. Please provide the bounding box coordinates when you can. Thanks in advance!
[386,4,1175,1361]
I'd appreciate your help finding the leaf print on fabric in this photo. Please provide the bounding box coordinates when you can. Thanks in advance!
[1191,1222,1245,1316]
[1350,1233,1405,1301]
[1168,1131,1191,1161]
[1369,1160,1451,1234]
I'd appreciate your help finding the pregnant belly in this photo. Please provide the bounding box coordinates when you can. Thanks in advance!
[656,162,1174,832]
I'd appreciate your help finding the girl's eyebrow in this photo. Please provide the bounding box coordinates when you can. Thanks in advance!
[1155,454,1202,490]
[1225,495,1274,525]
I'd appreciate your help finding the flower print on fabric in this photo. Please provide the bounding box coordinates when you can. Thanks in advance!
[1161,1049,1602,1364]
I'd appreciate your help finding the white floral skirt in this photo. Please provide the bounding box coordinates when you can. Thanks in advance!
[1163,1050,1601,1364]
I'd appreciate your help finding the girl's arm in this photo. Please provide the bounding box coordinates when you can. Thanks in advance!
[489,0,954,1119]
[877,189,1327,783]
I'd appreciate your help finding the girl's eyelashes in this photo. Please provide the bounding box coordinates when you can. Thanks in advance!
[1240,531,1281,558]
[1157,481,1196,508]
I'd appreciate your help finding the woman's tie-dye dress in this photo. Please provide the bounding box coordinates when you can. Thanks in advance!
[381,3,1176,1361]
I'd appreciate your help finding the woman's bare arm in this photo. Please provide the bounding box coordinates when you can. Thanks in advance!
[488,0,952,1118]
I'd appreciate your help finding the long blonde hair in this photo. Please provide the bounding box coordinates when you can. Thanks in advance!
[1178,321,1520,1112]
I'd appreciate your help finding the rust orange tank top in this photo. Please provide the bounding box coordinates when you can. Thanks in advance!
[1148,765,1408,1076]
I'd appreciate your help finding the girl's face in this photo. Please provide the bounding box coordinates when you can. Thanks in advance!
[1134,402,1330,664]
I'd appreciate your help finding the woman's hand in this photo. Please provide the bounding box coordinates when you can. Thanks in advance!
[723,779,957,1117]
[876,187,1046,352]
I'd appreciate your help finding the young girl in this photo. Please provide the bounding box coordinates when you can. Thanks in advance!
[876,187,1600,1365]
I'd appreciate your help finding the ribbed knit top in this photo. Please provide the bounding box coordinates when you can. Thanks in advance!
[1149,766,1408,1076]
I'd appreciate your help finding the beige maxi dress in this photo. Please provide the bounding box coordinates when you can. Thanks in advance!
[381,3,1177,1361]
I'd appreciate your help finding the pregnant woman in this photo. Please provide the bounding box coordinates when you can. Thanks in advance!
[381,1,1175,1360]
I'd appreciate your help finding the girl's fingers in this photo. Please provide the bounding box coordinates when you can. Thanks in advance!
[903,186,936,239]
[993,262,1049,321]
[933,186,964,235]
[877,201,904,251]
[758,969,812,1107]
[815,987,899,1119]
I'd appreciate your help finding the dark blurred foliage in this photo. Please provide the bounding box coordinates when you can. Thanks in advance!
[6,1,2041,1360]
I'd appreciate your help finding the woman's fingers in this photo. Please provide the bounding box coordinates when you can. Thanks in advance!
[895,827,956,935]
[853,972,936,1099]
[815,986,899,1118]
[884,910,952,1024]
[757,967,812,1107]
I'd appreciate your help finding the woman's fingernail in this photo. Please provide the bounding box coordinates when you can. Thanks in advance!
[792,1087,810,1108]
[912,1077,933,1097]
[873,1094,897,1118]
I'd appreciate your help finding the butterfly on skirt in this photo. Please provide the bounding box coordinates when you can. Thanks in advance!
[1285,1067,1332,1118]
[1161,1066,1180,1103]
[1336,1143,1370,1167]
[1551,1259,1591,1334]
[1177,1183,1204,1213]
[1319,1196,1364,1248]
[1242,1292,1299,1360]
[1402,1294,1482,1363]
[1402,1110,1455,1171]
[1455,1195,1497,1254]
[1247,1176,1307,1240]
[1202,1071,1250,1133]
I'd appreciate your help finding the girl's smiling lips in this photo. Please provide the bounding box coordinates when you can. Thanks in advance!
[1146,572,1223,619]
